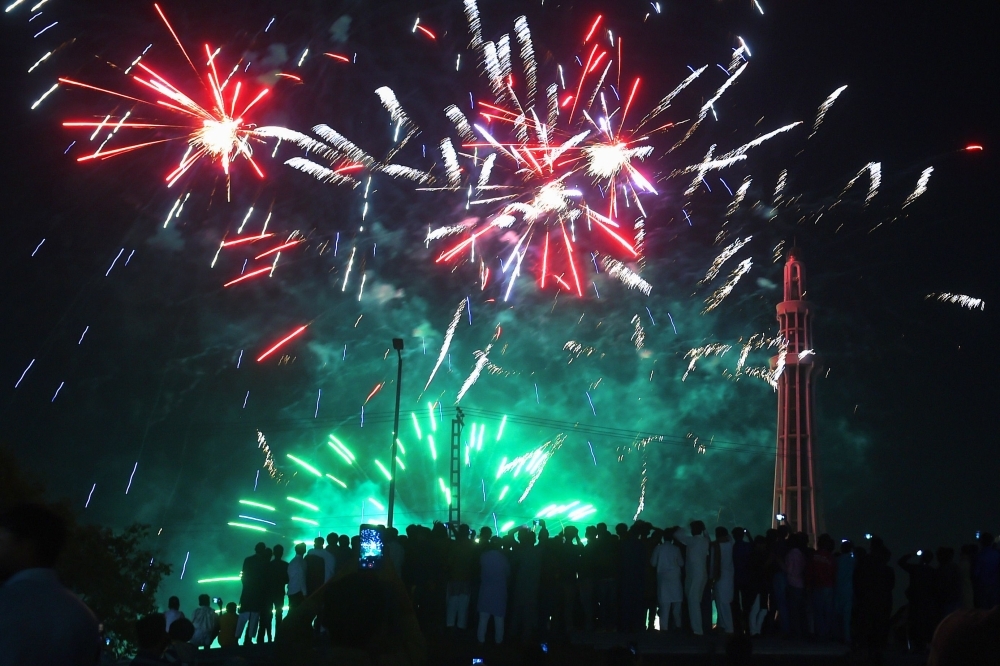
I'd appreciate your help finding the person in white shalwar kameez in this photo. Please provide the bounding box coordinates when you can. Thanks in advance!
[676,521,710,635]
[710,526,735,634]
[650,527,684,631]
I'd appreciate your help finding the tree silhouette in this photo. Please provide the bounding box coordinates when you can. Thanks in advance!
[0,446,172,656]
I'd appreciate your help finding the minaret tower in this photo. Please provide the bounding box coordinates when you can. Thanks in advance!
[772,248,822,541]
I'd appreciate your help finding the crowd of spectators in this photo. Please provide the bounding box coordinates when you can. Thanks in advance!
[185,519,1000,661]
[1,500,999,665]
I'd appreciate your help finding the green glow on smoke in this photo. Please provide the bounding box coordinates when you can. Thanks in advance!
[228,521,267,532]
[325,474,348,489]
[291,516,319,526]
[220,281,824,547]
[286,454,322,477]
[328,441,352,464]
[239,500,275,511]
[437,477,452,504]
[328,435,356,464]
[500,520,515,532]
[287,496,319,511]
[198,576,241,584]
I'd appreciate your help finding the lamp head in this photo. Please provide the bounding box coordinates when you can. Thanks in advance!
[392,338,404,351]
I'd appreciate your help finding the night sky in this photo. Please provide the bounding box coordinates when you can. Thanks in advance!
[1,0,996,608]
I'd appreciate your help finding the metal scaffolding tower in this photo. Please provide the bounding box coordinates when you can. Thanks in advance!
[449,407,464,527]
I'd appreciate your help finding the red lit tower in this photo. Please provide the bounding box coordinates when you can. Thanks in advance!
[771,248,822,541]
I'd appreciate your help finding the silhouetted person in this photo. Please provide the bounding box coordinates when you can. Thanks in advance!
[287,542,307,609]
[477,537,510,644]
[973,532,999,609]
[783,532,807,636]
[711,526,735,634]
[812,534,836,639]
[307,537,335,594]
[769,526,791,634]
[557,526,583,634]
[928,605,1000,666]
[0,503,100,665]
[217,602,238,647]
[619,523,648,633]
[594,523,619,630]
[536,526,560,635]
[856,539,894,661]
[163,596,184,632]
[958,544,977,609]
[278,564,426,665]
[255,547,274,642]
[385,528,404,579]
[190,594,218,649]
[265,544,288,637]
[445,525,475,631]
[899,549,937,650]
[579,525,598,632]
[335,534,353,574]
[236,542,269,644]
[833,540,855,644]
[677,521,710,636]
[936,547,963,619]
[509,529,542,640]
[651,526,684,631]
[731,527,753,633]
[164,617,197,665]
[746,535,769,635]
[130,613,169,665]
[325,532,339,562]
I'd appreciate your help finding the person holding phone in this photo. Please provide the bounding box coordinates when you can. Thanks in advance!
[359,525,384,569]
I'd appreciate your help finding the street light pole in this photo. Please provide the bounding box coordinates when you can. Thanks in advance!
[387,338,404,528]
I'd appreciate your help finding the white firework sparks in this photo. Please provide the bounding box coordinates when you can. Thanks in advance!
[682,343,732,381]
[424,298,467,392]
[703,258,752,313]
[440,138,462,188]
[902,166,934,208]
[603,257,652,295]
[457,343,493,403]
[700,236,752,285]
[837,161,881,207]
[927,292,985,311]
[809,85,848,138]
[584,143,654,181]
[728,177,752,217]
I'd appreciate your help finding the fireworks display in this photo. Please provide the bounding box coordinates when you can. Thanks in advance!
[2,0,989,615]
[60,4,271,189]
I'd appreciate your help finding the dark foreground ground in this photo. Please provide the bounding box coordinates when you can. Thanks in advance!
[141,631,931,666]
